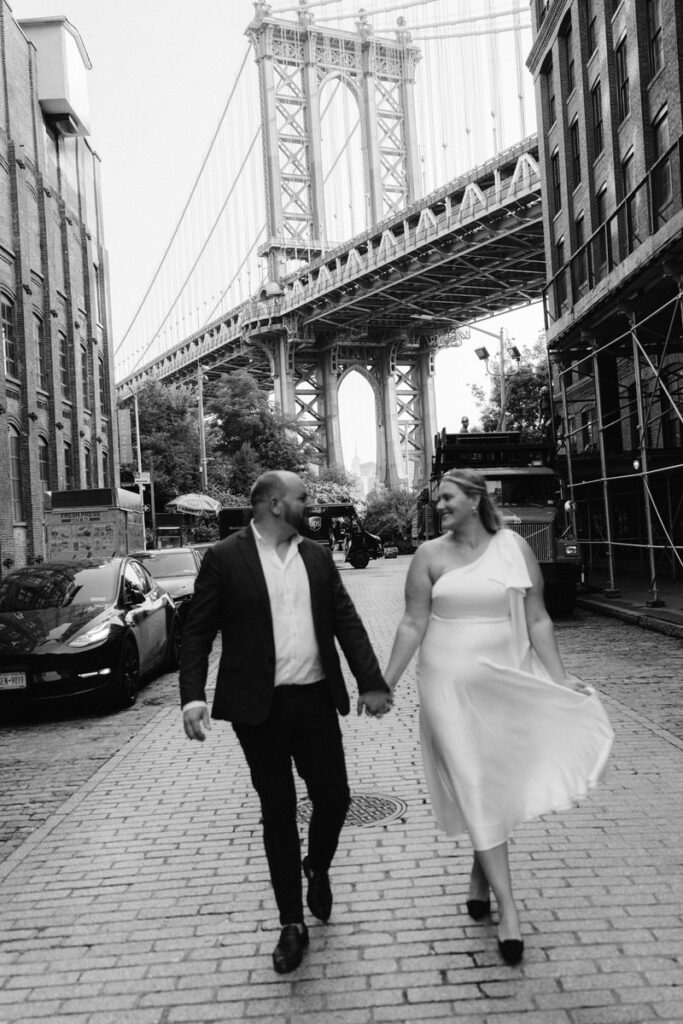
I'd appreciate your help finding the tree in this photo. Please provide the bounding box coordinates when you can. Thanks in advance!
[472,334,551,439]
[121,381,201,509]
[363,487,417,548]
[304,466,361,505]
[204,370,311,499]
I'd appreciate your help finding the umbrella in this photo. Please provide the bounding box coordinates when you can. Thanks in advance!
[165,493,222,516]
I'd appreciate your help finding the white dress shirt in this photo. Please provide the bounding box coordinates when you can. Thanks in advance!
[182,522,323,712]
[251,521,324,686]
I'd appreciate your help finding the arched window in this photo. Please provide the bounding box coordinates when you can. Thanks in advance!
[81,344,90,409]
[84,445,93,488]
[2,296,17,378]
[64,441,74,489]
[8,424,25,521]
[38,436,50,487]
[59,332,71,400]
[34,314,48,390]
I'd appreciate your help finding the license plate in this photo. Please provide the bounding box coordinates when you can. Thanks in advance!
[0,671,26,691]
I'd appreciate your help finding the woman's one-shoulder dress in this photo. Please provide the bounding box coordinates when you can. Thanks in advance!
[417,529,613,851]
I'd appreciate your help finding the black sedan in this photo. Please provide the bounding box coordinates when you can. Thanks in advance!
[0,557,181,710]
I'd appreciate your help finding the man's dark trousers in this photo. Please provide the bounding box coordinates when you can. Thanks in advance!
[233,680,351,925]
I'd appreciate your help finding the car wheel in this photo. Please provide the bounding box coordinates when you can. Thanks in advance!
[111,638,140,709]
[167,619,182,669]
[348,549,370,569]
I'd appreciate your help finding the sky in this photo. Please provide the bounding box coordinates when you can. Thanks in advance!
[13,0,545,467]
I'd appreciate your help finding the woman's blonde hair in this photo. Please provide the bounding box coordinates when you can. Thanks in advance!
[440,467,503,533]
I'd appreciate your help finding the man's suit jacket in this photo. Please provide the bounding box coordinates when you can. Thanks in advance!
[179,526,387,724]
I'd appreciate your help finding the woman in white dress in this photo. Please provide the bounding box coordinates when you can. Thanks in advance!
[383,468,613,965]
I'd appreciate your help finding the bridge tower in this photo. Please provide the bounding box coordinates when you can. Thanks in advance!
[246,1,436,486]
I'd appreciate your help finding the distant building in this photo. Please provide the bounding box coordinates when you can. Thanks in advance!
[0,9,116,570]
[528,0,683,589]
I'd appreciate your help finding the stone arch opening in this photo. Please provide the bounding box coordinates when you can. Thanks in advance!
[338,368,377,484]
[319,75,366,245]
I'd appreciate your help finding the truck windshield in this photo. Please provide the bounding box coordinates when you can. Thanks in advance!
[485,477,557,507]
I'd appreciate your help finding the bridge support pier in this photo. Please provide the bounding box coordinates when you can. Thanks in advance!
[322,351,344,469]
[273,333,296,418]
[376,347,403,489]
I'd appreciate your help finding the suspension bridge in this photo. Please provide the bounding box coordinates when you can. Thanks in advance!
[115,0,544,487]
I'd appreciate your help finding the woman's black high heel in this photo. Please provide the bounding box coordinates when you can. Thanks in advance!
[498,938,524,965]
[466,898,491,920]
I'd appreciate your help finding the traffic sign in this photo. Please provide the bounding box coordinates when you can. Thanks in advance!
[134,472,151,484]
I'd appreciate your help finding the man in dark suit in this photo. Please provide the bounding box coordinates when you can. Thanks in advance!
[180,470,392,974]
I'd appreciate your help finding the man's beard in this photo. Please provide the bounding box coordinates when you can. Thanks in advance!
[283,506,306,532]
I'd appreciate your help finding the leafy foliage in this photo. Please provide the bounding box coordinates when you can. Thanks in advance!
[363,487,418,547]
[121,381,201,509]
[204,370,312,499]
[472,335,551,439]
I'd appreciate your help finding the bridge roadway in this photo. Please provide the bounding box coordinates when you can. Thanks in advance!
[117,134,544,394]
[1,556,682,1022]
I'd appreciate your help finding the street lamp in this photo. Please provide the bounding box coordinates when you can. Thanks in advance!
[471,325,519,430]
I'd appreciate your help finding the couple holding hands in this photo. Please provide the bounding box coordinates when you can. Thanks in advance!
[180,469,613,974]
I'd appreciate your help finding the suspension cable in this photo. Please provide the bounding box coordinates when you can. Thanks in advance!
[115,44,252,356]
[128,127,261,373]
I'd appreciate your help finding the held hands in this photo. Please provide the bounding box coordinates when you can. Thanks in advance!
[357,689,393,718]
[183,705,212,741]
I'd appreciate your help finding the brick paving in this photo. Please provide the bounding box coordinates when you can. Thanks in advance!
[1,557,682,1024]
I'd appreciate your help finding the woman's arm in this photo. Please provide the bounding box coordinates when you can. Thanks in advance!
[514,535,589,692]
[383,544,434,691]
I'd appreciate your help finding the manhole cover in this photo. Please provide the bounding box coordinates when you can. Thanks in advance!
[297,792,407,827]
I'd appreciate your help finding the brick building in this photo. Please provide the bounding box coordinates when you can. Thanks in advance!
[528,0,683,596]
[0,8,116,571]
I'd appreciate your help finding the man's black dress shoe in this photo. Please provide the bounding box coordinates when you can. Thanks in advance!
[466,898,491,920]
[302,856,332,922]
[498,938,524,965]
[272,924,309,974]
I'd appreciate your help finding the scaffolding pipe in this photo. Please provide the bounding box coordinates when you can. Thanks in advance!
[591,346,620,596]
[629,314,665,606]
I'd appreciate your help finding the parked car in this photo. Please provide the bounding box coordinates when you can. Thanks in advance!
[190,541,215,563]
[0,557,180,710]
[131,547,201,621]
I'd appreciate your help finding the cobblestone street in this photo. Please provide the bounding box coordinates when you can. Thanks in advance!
[1,556,682,1024]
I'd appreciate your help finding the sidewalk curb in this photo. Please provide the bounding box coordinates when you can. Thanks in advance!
[577,595,683,640]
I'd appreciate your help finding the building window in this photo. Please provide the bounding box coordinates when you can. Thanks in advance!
[59,333,70,401]
[591,81,603,158]
[570,120,582,187]
[586,0,597,55]
[92,263,102,325]
[98,357,106,412]
[622,151,638,251]
[38,436,50,486]
[646,0,664,79]
[33,314,48,391]
[652,107,672,217]
[543,60,556,126]
[551,150,562,213]
[80,344,90,410]
[64,441,74,489]
[102,449,109,483]
[84,445,93,488]
[596,186,608,266]
[9,425,24,521]
[556,237,566,306]
[615,38,630,122]
[564,23,575,94]
[575,214,587,284]
[2,297,17,379]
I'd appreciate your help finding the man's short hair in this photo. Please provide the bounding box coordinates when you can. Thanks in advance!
[250,471,287,509]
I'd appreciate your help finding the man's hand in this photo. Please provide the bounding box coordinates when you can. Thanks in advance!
[183,705,212,741]
[357,690,393,717]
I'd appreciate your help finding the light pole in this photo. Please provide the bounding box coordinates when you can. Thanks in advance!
[197,364,208,492]
[471,324,520,430]
[129,387,146,538]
